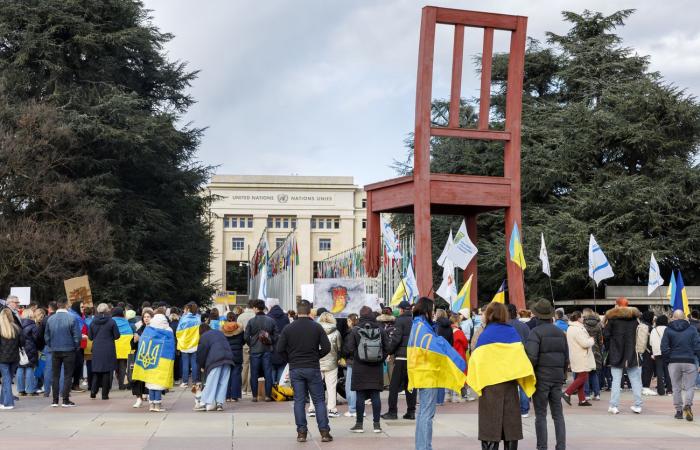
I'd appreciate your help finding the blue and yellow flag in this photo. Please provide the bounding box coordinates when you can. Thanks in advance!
[452,274,472,312]
[467,322,536,397]
[209,319,221,331]
[673,270,690,316]
[491,280,506,304]
[176,313,201,351]
[132,326,175,389]
[407,317,467,393]
[509,221,526,270]
[667,270,677,308]
[113,317,134,359]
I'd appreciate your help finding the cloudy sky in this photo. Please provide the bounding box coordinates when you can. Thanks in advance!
[143,0,700,186]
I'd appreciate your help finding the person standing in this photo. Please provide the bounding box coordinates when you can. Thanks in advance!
[244,299,278,402]
[267,298,290,385]
[87,303,119,400]
[343,313,359,417]
[649,314,672,396]
[562,311,595,407]
[382,301,417,420]
[508,303,532,417]
[196,323,233,411]
[432,309,452,406]
[44,298,81,407]
[176,302,201,387]
[603,297,643,414]
[37,302,57,397]
[309,311,342,418]
[345,306,391,434]
[448,313,468,403]
[639,310,657,397]
[17,309,40,396]
[525,300,568,450]
[554,309,569,332]
[131,309,153,407]
[111,307,133,390]
[68,301,88,392]
[582,308,603,401]
[208,308,222,331]
[276,300,333,443]
[237,300,256,396]
[0,308,24,409]
[223,319,244,402]
[661,310,700,421]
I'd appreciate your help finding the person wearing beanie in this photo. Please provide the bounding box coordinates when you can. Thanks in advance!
[223,320,244,402]
[649,315,672,396]
[196,323,234,411]
[382,300,416,421]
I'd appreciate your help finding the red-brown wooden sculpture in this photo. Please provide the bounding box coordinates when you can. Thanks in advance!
[365,7,528,309]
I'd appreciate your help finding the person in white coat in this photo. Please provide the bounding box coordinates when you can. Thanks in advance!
[563,311,595,407]
[650,315,672,395]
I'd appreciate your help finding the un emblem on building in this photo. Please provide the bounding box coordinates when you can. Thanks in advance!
[277,194,289,203]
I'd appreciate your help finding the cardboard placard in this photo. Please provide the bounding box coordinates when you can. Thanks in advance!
[63,275,93,307]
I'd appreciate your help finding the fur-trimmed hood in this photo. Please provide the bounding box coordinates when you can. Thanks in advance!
[604,306,641,321]
[376,313,395,323]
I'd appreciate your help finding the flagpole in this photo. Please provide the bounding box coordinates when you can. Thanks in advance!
[593,281,597,314]
[548,276,555,307]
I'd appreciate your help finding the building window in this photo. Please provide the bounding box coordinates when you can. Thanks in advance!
[247,217,254,228]
[362,238,366,248]
[275,238,285,249]
[223,217,230,228]
[362,219,367,229]
[225,215,253,229]
[362,198,367,208]
[268,216,296,229]
[311,219,316,229]
[318,219,325,229]
[267,217,273,228]
[291,218,297,229]
[319,238,331,252]
[232,237,245,251]
[311,216,340,231]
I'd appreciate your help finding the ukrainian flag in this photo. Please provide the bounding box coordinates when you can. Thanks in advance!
[210,319,222,331]
[467,322,536,397]
[491,280,506,304]
[132,326,175,389]
[673,270,690,316]
[509,221,526,270]
[407,317,467,394]
[113,317,134,359]
[452,274,472,312]
[176,313,201,351]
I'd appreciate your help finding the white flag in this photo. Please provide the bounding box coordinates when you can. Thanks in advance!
[258,270,268,300]
[588,234,614,286]
[381,216,401,261]
[436,259,458,303]
[404,262,419,300]
[437,229,453,267]
[647,253,664,296]
[446,220,478,270]
[539,233,551,277]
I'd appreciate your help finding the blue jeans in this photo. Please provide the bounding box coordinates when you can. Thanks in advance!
[416,388,438,450]
[271,364,285,385]
[0,363,17,407]
[610,366,642,408]
[290,368,330,433]
[436,388,445,405]
[250,352,273,398]
[519,386,530,414]
[17,367,37,394]
[202,365,231,406]
[181,352,199,384]
[587,370,600,396]
[227,363,242,399]
[149,389,162,402]
[345,366,356,413]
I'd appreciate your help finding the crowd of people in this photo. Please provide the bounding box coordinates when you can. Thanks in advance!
[1,293,699,449]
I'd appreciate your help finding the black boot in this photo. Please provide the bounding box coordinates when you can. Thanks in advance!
[481,441,499,450]
[503,441,518,450]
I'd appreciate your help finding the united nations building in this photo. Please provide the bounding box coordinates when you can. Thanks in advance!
[207,175,366,303]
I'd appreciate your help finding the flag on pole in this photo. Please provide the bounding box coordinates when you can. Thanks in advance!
[381,217,401,261]
[258,268,268,300]
[452,274,473,312]
[672,270,690,316]
[667,270,677,308]
[436,260,458,304]
[647,253,664,296]
[391,262,418,306]
[447,220,478,270]
[539,233,551,277]
[491,280,506,303]
[508,221,526,270]
[437,229,453,267]
[588,234,614,286]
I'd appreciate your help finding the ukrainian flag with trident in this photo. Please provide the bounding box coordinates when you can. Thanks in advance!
[132,326,176,389]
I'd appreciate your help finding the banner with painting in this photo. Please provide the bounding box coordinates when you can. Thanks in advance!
[313,278,368,318]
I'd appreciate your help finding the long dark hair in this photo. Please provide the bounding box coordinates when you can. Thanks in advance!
[413,297,434,323]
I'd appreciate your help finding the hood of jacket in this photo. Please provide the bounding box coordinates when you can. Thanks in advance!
[222,321,243,336]
[92,315,111,326]
[21,318,35,329]
[604,306,641,321]
[267,305,286,320]
[435,317,451,329]
[150,314,171,331]
[376,313,395,323]
[358,315,378,328]
[321,321,337,334]
[668,319,691,333]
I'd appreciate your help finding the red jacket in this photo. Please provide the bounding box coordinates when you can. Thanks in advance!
[452,326,468,372]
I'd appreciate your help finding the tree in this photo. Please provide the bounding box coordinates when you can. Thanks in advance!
[0,0,214,305]
[395,10,700,303]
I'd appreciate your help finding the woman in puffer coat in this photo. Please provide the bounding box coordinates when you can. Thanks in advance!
[564,311,596,407]
[196,323,234,411]
[17,309,40,396]
[309,312,343,417]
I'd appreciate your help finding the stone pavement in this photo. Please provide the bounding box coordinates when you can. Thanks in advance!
[0,386,699,449]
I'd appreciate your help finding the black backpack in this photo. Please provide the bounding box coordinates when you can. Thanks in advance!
[357,324,383,363]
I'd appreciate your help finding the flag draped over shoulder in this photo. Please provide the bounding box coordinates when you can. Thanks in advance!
[407,317,467,393]
[132,326,175,389]
[176,313,201,351]
[113,317,134,359]
[466,323,536,397]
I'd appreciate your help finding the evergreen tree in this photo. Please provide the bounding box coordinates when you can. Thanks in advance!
[0,0,214,305]
[396,10,700,303]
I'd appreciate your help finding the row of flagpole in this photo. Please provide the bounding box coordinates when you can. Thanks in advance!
[383,216,692,314]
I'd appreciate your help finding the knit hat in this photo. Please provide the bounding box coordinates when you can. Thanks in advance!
[458,308,471,319]
[125,309,136,320]
[111,307,124,318]
[532,299,554,320]
[222,321,242,336]
[397,301,411,310]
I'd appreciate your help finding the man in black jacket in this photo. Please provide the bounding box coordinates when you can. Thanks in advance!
[277,300,332,443]
[244,299,278,402]
[525,299,568,450]
[381,301,416,420]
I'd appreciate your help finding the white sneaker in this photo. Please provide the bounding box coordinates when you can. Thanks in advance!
[641,388,651,396]
[328,410,340,418]
[521,413,529,418]
[36,389,45,394]
[308,411,316,417]
[180,383,188,388]
[593,395,601,401]
[608,406,620,415]
[0,405,14,410]
[133,398,143,408]
[630,405,642,414]
[647,390,658,396]
[343,411,356,417]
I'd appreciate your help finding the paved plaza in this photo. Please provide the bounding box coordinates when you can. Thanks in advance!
[1,387,698,449]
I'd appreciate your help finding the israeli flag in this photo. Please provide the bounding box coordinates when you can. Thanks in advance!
[647,253,664,296]
[588,234,614,286]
